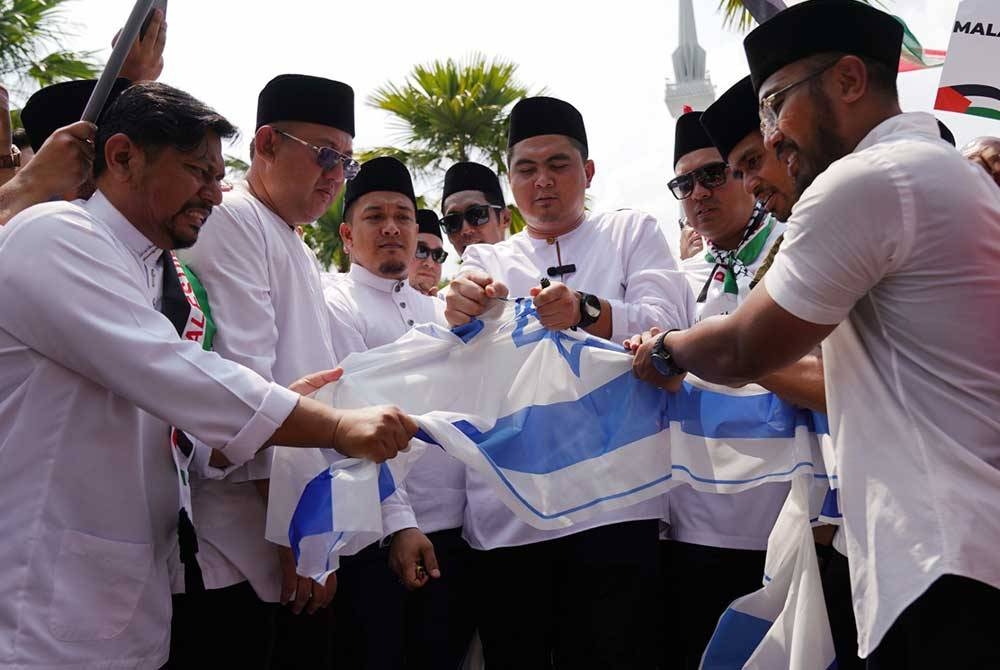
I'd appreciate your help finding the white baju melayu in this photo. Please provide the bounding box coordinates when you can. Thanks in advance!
[457,209,696,549]
[178,183,338,601]
[764,112,1000,657]
[324,264,462,536]
[0,192,298,669]
[673,216,791,551]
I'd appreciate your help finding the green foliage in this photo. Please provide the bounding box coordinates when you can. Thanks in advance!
[0,0,99,94]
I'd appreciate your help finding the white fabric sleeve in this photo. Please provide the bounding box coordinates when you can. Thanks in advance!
[0,211,298,467]
[381,485,418,539]
[324,286,369,359]
[765,154,912,326]
[607,213,696,342]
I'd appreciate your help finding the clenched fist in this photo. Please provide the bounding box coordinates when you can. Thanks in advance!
[332,405,418,462]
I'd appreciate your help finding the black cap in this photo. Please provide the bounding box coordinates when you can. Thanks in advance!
[442,161,505,207]
[507,96,587,151]
[937,119,956,147]
[256,74,355,136]
[701,77,760,163]
[674,111,717,168]
[21,78,132,152]
[416,209,442,239]
[744,0,904,93]
[343,156,416,215]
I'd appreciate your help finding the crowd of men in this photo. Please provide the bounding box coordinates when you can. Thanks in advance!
[0,0,998,668]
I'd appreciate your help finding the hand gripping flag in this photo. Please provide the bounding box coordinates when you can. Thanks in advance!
[266,300,834,581]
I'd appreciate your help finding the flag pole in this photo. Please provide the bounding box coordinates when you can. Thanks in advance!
[80,0,158,123]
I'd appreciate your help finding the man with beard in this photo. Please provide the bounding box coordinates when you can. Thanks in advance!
[325,157,474,669]
[408,208,448,295]
[701,73,861,669]
[630,1,1000,667]
[175,74,360,668]
[440,161,510,256]
[0,81,413,670]
[445,95,694,669]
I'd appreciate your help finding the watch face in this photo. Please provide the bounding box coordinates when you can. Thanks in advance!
[583,295,601,318]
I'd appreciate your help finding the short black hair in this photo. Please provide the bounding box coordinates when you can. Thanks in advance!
[94,81,238,176]
[12,128,30,151]
[803,52,898,101]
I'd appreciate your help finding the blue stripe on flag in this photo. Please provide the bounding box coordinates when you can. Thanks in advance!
[378,462,396,501]
[289,469,333,562]
[821,488,842,519]
[451,318,484,343]
[701,607,772,669]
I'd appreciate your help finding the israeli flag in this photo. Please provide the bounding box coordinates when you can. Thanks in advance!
[266,300,833,580]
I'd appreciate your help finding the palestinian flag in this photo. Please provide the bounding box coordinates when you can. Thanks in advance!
[896,15,947,72]
[935,85,1000,120]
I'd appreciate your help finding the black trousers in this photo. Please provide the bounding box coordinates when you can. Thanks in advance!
[661,540,766,670]
[168,580,276,669]
[866,574,1000,670]
[269,598,336,669]
[330,527,478,669]
[477,519,661,670]
[816,544,863,670]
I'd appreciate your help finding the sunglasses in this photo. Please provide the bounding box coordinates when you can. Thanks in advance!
[667,162,729,200]
[415,242,448,264]
[272,128,361,180]
[439,204,503,235]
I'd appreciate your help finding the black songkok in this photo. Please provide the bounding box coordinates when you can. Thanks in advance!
[744,0,903,92]
[21,78,132,152]
[417,209,442,239]
[256,74,355,136]
[507,96,587,152]
[343,156,415,215]
[937,120,956,147]
[442,161,505,207]
[674,111,716,168]
[701,76,760,163]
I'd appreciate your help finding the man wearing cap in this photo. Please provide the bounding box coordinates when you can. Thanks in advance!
[409,208,449,295]
[324,157,474,668]
[440,161,511,256]
[445,95,694,668]
[631,1,1000,667]
[174,74,360,667]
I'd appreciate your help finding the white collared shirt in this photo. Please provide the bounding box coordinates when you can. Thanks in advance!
[0,191,298,669]
[324,264,462,536]
[765,112,1000,656]
[673,217,790,551]
[178,183,338,601]
[456,209,696,549]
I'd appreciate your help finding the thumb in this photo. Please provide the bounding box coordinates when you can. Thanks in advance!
[484,281,509,299]
[420,543,441,579]
[289,368,343,395]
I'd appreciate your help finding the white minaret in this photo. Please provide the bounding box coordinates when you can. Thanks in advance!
[664,0,716,117]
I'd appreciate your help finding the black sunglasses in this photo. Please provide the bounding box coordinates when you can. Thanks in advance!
[439,204,503,235]
[415,242,448,264]
[272,128,361,179]
[668,162,729,200]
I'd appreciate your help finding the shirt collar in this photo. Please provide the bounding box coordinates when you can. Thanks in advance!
[348,262,407,294]
[854,112,940,154]
[85,190,163,268]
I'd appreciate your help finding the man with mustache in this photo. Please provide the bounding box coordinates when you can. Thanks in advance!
[440,161,511,256]
[176,74,360,668]
[0,80,414,670]
[325,157,474,669]
[408,208,448,296]
[631,1,1000,667]
[445,95,694,668]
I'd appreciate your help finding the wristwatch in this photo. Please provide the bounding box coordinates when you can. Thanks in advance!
[0,145,20,169]
[650,330,685,377]
[576,292,602,329]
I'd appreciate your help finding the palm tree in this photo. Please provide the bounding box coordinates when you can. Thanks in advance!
[717,0,879,30]
[0,0,99,95]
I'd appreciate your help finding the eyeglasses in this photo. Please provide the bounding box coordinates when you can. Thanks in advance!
[667,162,729,200]
[759,58,841,138]
[439,204,503,235]
[271,128,361,179]
[415,242,448,264]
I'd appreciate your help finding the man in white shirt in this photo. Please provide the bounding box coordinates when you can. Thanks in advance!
[408,208,448,296]
[440,161,511,256]
[0,81,414,670]
[631,1,1000,667]
[176,74,362,668]
[324,156,474,668]
[445,95,695,668]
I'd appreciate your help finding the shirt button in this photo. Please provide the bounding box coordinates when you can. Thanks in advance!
[407,320,414,326]
[400,302,406,308]
[394,284,401,292]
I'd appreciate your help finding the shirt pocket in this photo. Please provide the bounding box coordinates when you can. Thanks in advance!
[47,529,154,642]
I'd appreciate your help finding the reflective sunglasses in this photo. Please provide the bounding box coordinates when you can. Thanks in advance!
[415,242,448,264]
[439,204,503,235]
[272,128,361,179]
[667,162,729,200]
[759,58,840,138]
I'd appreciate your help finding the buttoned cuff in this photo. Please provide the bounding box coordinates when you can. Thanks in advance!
[219,383,299,468]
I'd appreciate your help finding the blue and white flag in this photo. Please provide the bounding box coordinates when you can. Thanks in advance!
[266,300,833,579]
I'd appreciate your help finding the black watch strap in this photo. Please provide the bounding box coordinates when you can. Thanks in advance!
[576,292,601,329]
[651,329,685,377]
